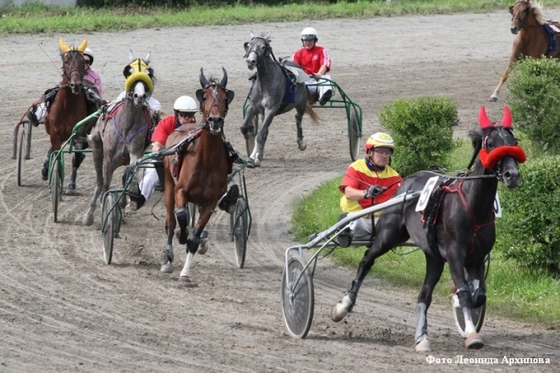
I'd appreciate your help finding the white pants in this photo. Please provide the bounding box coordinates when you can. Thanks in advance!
[138,168,159,201]
[347,213,378,238]
[304,74,332,101]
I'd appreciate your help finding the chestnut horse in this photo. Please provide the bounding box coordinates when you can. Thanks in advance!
[490,0,560,101]
[161,68,235,286]
[332,106,526,351]
[43,38,96,193]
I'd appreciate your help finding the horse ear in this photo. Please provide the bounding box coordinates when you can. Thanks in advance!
[196,88,204,106]
[199,68,210,88]
[501,105,513,128]
[219,67,228,87]
[250,31,255,39]
[478,106,493,129]
[77,38,88,53]
[144,52,151,64]
[59,38,70,53]
[128,49,134,62]
[265,31,271,42]
[227,90,235,105]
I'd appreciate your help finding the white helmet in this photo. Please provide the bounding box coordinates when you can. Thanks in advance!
[84,47,94,65]
[173,95,198,112]
[301,27,318,41]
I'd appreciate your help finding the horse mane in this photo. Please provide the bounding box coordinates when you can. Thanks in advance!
[530,1,546,25]
[466,129,483,169]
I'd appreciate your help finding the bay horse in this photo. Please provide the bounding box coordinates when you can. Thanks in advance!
[83,52,156,226]
[490,0,560,101]
[43,38,98,193]
[331,106,527,351]
[160,68,234,286]
[241,32,319,168]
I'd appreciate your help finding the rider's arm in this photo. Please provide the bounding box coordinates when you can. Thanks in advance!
[342,185,368,201]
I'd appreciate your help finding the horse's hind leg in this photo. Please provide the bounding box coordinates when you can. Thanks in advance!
[331,241,393,322]
[83,133,103,226]
[414,255,445,352]
[295,109,306,151]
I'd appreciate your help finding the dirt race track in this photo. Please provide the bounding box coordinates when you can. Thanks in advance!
[1,10,559,373]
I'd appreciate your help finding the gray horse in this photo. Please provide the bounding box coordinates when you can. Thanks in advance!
[241,32,319,168]
[83,52,155,226]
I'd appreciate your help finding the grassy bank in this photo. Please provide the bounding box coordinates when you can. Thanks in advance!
[3,0,560,35]
[292,140,560,327]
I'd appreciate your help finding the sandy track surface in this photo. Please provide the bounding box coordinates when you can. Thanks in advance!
[1,10,558,372]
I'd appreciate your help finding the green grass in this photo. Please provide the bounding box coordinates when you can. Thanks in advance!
[292,140,560,328]
[3,0,560,35]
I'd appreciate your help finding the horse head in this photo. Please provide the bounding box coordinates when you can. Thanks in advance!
[123,51,155,107]
[196,67,235,135]
[59,38,87,94]
[244,32,272,70]
[509,0,543,34]
[473,106,526,188]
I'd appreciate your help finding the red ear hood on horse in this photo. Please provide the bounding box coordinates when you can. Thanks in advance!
[59,38,88,53]
[478,105,526,169]
[478,105,512,129]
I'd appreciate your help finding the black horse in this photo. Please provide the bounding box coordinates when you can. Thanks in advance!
[331,106,527,351]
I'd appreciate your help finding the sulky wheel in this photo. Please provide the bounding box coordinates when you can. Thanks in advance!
[230,196,248,269]
[17,121,32,186]
[51,157,61,223]
[282,256,314,339]
[101,193,116,265]
[348,106,361,161]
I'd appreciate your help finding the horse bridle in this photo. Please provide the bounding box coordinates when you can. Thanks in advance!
[200,83,229,125]
[62,50,85,83]
[244,37,275,65]
[510,0,535,30]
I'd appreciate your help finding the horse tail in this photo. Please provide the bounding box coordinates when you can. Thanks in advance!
[305,102,320,126]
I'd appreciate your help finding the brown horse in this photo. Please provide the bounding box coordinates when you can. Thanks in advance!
[43,38,97,193]
[161,68,235,286]
[490,0,560,101]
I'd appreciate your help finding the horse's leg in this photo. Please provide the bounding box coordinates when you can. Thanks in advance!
[249,112,275,167]
[161,177,176,274]
[449,257,485,349]
[42,147,53,181]
[331,241,393,322]
[66,151,86,194]
[295,107,306,151]
[83,134,104,226]
[178,203,213,285]
[414,255,445,352]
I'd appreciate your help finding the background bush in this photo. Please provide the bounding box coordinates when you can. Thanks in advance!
[378,96,458,177]
[507,57,560,154]
[495,156,560,276]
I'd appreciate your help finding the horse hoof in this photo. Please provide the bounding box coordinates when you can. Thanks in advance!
[178,276,198,288]
[160,263,174,273]
[489,96,498,102]
[175,229,187,245]
[331,294,353,322]
[83,215,94,226]
[247,158,257,168]
[197,240,208,255]
[297,140,306,151]
[415,338,431,352]
[465,332,484,349]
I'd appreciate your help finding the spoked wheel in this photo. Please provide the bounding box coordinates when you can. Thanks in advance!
[50,158,62,223]
[282,256,314,339]
[348,106,361,161]
[452,254,490,337]
[17,121,32,186]
[230,197,248,269]
[101,193,116,265]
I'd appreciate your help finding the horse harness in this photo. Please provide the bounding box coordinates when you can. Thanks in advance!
[422,173,497,262]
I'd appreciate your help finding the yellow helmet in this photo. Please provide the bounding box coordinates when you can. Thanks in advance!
[365,132,395,153]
